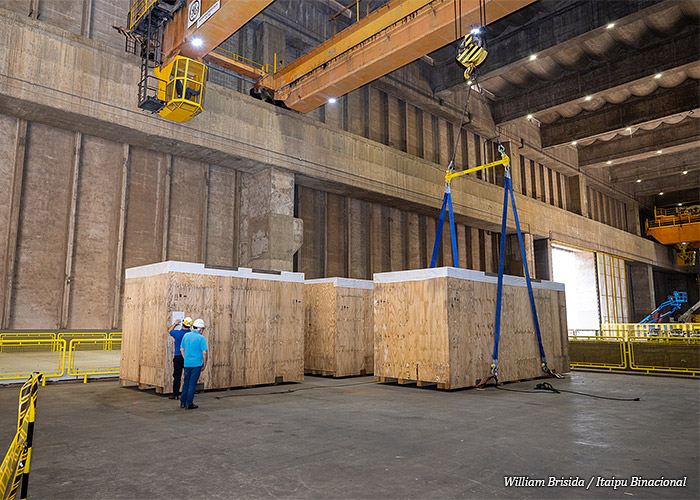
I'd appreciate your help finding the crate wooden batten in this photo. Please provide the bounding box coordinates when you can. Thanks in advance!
[120,261,304,393]
[373,267,569,389]
[304,278,374,377]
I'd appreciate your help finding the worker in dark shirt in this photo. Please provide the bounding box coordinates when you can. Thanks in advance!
[168,317,192,399]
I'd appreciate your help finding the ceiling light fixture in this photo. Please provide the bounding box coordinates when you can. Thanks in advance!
[328,97,337,104]
[572,141,577,146]
[683,170,688,174]
[585,95,592,101]
[606,160,612,165]
[654,73,662,79]
[529,54,537,61]
[191,37,203,47]
[626,127,632,132]
[526,114,533,119]
[659,192,664,195]
[678,203,683,206]
[657,150,662,154]
[607,23,615,29]
[636,179,642,183]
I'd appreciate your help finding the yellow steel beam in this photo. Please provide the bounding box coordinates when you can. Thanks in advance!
[265,0,536,113]
[445,156,510,183]
[257,0,434,90]
[646,223,700,246]
[160,0,275,66]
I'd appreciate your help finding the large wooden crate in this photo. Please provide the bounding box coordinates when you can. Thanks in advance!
[374,267,569,389]
[304,278,373,377]
[121,261,304,393]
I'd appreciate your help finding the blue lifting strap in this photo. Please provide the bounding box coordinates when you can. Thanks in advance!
[447,190,459,267]
[430,187,460,268]
[491,175,549,376]
[430,190,449,268]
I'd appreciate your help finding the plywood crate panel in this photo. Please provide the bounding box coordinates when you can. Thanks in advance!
[374,267,569,389]
[121,261,304,392]
[304,278,373,377]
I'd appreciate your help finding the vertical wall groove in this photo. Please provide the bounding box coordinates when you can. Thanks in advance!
[1,119,27,329]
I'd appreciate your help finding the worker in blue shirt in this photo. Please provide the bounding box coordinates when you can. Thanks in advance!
[167,316,192,399]
[180,318,208,410]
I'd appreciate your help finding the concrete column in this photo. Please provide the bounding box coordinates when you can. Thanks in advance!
[505,232,535,278]
[533,238,553,281]
[567,174,588,217]
[254,21,285,71]
[239,168,303,272]
[626,201,641,236]
[628,262,656,322]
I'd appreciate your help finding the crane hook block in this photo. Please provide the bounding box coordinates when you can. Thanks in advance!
[456,34,488,79]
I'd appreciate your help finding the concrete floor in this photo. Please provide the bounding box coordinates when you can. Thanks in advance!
[0,372,697,500]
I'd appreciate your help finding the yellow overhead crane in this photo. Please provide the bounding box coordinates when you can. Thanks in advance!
[646,205,700,266]
[122,0,535,122]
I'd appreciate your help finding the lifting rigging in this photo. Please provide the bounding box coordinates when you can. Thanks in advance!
[428,15,560,386]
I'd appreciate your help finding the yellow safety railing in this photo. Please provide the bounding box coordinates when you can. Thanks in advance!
[0,332,56,341]
[627,336,699,375]
[128,0,157,30]
[601,323,700,338]
[67,339,122,382]
[211,47,276,74]
[569,330,699,376]
[0,339,66,381]
[569,336,627,371]
[0,332,122,382]
[0,373,40,500]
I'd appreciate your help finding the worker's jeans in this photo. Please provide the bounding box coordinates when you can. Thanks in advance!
[172,355,184,396]
[180,366,202,407]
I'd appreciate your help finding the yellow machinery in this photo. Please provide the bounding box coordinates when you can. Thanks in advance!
[645,206,700,266]
[152,56,207,122]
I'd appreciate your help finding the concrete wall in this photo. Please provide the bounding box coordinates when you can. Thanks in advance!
[0,113,301,330]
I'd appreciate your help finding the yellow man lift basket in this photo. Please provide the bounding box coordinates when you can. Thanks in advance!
[153,56,208,123]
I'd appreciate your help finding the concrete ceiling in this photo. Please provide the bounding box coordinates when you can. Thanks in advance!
[429,0,700,205]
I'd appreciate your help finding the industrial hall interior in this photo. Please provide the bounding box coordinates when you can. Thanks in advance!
[0,0,698,499]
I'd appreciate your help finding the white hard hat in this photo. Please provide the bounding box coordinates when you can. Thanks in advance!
[183,317,193,327]
[193,318,205,329]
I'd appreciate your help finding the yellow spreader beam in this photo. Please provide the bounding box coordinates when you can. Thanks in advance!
[445,154,510,183]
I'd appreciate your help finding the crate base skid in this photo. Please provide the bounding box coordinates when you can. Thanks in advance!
[373,267,570,390]
[304,278,374,378]
[120,261,305,393]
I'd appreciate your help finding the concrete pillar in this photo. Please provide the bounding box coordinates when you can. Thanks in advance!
[533,238,553,281]
[254,21,285,71]
[567,174,588,217]
[628,262,656,322]
[626,201,641,236]
[505,232,535,278]
[239,168,303,272]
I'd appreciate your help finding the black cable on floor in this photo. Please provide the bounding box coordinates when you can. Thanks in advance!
[495,381,639,401]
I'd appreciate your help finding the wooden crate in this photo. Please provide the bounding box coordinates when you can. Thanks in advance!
[373,267,569,389]
[304,278,373,377]
[120,261,304,393]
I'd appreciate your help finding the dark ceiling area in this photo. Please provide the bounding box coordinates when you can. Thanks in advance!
[428,0,699,209]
